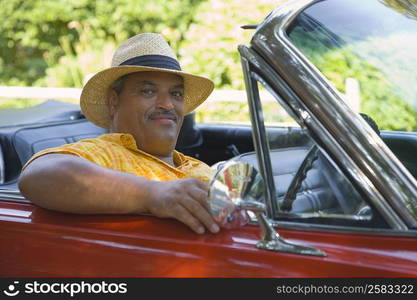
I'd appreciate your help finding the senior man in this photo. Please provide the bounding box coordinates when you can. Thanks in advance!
[18,33,220,235]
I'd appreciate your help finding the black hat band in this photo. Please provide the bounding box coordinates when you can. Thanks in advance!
[119,55,181,71]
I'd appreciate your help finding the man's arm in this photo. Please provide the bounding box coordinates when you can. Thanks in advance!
[18,154,219,234]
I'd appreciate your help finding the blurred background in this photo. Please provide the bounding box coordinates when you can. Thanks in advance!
[0,0,416,130]
[0,0,282,124]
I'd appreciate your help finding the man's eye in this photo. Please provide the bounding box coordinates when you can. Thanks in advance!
[141,89,155,96]
[171,91,184,99]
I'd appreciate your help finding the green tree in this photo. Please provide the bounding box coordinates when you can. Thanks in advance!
[289,23,417,131]
[179,0,285,89]
[0,0,205,87]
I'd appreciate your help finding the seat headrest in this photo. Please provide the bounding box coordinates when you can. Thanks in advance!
[176,112,203,150]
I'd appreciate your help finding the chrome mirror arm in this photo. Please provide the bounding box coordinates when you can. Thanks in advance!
[236,199,266,212]
[237,198,326,256]
[254,211,326,256]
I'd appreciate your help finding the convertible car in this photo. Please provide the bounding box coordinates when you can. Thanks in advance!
[1,0,417,277]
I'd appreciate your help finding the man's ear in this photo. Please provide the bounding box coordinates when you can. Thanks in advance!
[107,88,119,117]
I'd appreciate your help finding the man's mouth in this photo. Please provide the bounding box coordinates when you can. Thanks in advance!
[148,111,178,124]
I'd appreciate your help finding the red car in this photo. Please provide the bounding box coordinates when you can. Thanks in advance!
[1,0,417,277]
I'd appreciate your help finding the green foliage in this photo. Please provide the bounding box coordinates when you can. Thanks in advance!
[0,0,288,125]
[381,0,417,20]
[180,0,284,89]
[289,25,417,131]
[196,101,250,123]
[319,50,417,131]
[0,0,205,86]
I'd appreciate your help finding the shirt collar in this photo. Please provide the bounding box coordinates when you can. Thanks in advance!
[98,133,184,167]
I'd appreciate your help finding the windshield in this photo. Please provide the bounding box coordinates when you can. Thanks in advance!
[287,0,417,131]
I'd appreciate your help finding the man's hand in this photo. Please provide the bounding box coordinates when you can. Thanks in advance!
[144,178,220,234]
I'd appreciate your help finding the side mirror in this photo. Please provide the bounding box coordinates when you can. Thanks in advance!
[208,161,264,228]
[208,161,326,257]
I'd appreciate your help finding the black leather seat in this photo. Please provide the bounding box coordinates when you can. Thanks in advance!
[0,119,108,185]
[176,112,203,154]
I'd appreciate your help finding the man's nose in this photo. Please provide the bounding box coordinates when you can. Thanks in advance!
[156,92,175,110]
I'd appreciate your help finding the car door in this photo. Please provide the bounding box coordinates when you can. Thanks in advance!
[2,189,417,277]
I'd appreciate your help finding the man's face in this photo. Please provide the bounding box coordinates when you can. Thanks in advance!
[108,71,185,156]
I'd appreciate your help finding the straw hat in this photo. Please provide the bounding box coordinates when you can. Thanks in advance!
[80,33,214,129]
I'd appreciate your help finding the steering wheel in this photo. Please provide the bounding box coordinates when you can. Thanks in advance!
[280,145,319,211]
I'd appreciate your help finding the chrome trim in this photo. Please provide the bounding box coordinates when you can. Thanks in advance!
[240,57,278,218]
[235,189,326,256]
[249,0,417,228]
[248,216,417,237]
[255,210,326,256]
[279,212,372,222]
[0,189,27,202]
[273,220,417,237]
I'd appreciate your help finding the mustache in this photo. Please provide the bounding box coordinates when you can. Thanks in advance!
[147,110,178,121]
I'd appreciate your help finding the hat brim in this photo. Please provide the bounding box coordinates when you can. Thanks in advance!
[80,66,214,129]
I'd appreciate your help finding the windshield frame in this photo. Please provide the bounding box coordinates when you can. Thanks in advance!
[245,0,417,229]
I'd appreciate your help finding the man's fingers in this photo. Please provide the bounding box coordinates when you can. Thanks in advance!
[181,179,219,234]
[148,179,219,234]
[187,185,210,210]
[171,204,206,234]
[180,197,219,234]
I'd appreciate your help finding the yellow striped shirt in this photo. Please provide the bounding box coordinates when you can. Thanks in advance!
[24,133,215,182]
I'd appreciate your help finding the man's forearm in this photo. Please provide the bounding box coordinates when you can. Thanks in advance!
[19,153,220,234]
[18,154,151,214]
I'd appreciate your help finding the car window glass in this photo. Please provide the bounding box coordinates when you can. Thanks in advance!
[254,78,382,226]
[286,0,417,132]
